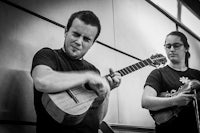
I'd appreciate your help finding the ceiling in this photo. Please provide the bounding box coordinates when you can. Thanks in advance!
[180,0,200,19]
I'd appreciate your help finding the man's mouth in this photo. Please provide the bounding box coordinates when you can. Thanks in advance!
[71,46,80,51]
[169,54,177,57]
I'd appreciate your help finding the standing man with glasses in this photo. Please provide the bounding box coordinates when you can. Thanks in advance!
[141,31,200,133]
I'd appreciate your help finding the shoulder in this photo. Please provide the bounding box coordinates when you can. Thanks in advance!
[153,65,172,74]
[34,47,54,56]
[31,47,58,72]
[187,67,200,79]
[147,65,170,80]
[149,66,165,75]
[33,47,60,61]
[188,67,200,73]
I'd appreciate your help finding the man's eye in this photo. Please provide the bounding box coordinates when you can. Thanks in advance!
[73,33,80,37]
[173,43,183,48]
[83,37,91,42]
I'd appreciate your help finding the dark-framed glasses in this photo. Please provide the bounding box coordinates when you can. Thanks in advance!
[164,43,183,49]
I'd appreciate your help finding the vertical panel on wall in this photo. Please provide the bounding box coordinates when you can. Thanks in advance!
[112,0,176,59]
[0,1,37,124]
[111,0,178,128]
[179,29,200,70]
[181,6,200,37]
[151,0,178,18]
[5,0,115,45]
[0,1,65,70]
[85,44,121,124]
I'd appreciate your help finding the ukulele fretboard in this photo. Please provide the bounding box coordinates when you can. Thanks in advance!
[117,58,152,76]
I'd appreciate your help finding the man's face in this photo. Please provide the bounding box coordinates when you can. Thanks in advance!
[64,18,98,59]
[164,35,186,64]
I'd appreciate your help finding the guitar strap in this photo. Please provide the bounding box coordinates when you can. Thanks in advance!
[193,90,200,133]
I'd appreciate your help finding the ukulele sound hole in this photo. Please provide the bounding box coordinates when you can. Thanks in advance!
[84,83,92,90]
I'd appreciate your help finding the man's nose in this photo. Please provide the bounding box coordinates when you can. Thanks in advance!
[75,37,83,45]
[169,46,175,51]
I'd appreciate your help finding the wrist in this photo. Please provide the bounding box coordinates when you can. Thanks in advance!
[170,97,177,106]
[85,71,92,83]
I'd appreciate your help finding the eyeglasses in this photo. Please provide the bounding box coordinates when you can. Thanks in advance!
[164,43,183,50]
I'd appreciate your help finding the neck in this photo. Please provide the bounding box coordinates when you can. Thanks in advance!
[168,63,188,71]
[62,47,83,60]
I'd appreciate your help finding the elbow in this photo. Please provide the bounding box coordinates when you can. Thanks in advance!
[141,103,146,109]
[141,98,148,109]
[33,77,50,92]
[141,96,153,110]
[142,101,154,110]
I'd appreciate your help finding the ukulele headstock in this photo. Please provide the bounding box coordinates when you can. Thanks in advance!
[150,54,167,67]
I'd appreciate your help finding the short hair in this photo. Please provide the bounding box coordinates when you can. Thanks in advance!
[166,31,190,67]
[65,10,101,41]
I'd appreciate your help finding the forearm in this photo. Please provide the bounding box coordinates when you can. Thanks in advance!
[96,91,110,122]
[142,96,176,111]
[32,66,90,93]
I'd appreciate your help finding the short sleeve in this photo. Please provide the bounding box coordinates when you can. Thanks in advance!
[31,47,57,74]
[144,68,163,94]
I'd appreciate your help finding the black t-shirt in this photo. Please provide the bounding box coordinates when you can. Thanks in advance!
[31,47,101,133]
[144,65,200,133]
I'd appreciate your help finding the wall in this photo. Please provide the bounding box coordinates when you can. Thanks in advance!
[0,0,199,132]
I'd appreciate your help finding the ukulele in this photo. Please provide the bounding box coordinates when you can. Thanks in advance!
[42,54,167,125]
[150,80,200,125]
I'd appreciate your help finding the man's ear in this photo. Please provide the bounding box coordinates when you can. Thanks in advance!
[64,31,68,37]
[64,27,68,35]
